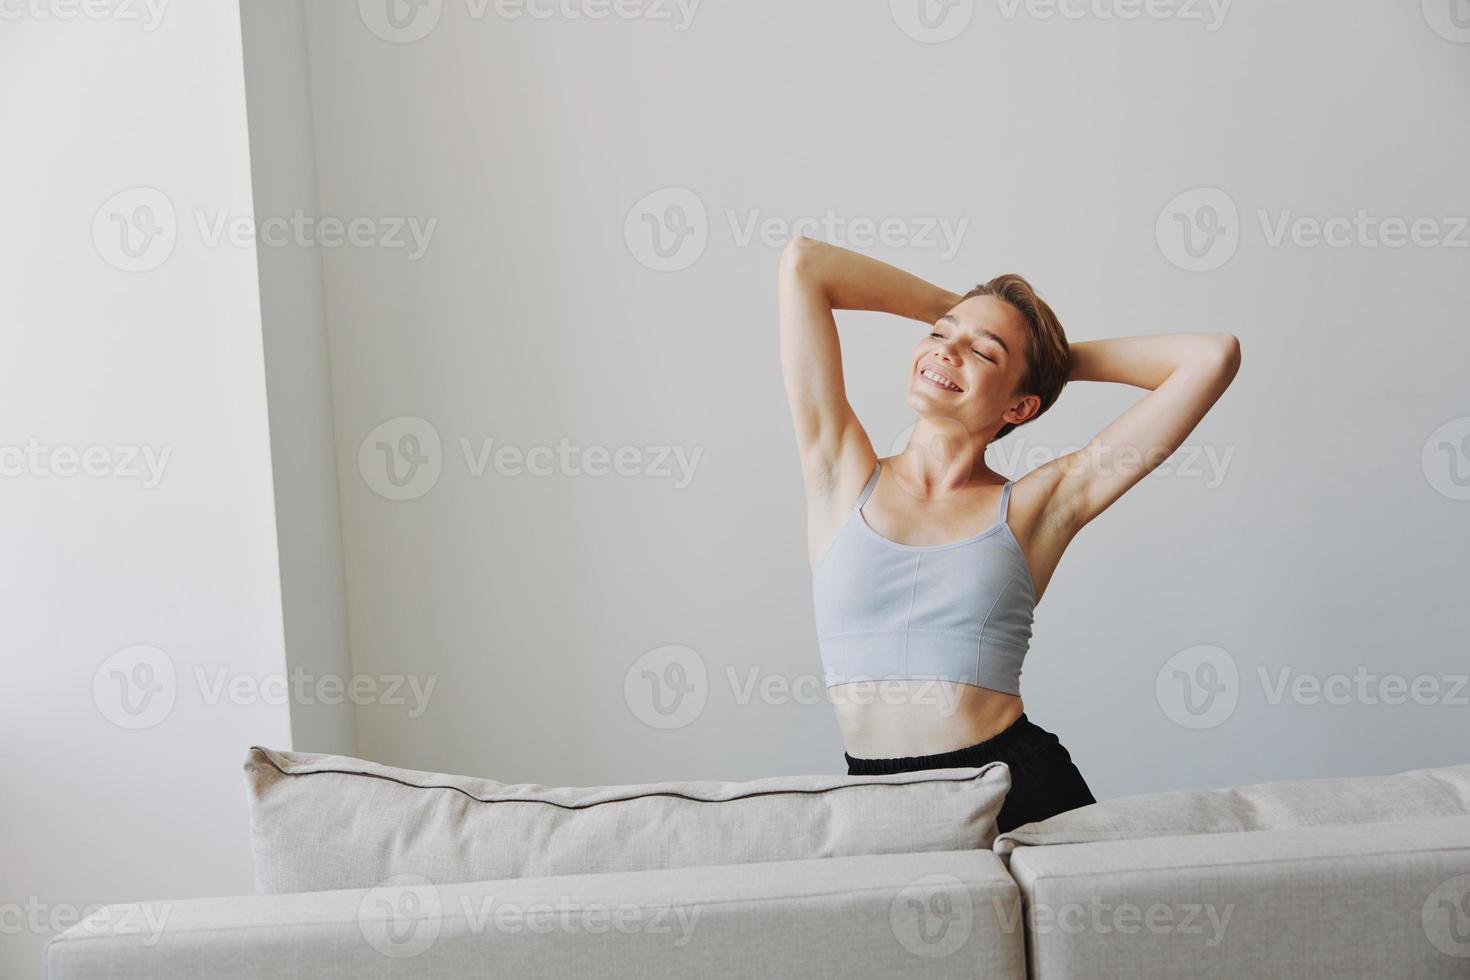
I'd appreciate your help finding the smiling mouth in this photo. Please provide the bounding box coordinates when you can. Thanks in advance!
[919,368,962,392]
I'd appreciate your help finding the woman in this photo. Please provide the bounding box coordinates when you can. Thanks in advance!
[778,235,1240,833]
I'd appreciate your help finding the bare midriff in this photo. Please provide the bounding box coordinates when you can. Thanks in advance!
[831,680,1025,759]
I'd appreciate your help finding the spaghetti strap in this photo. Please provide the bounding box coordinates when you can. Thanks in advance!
[855,460,882,511]
[998,480,1013,524]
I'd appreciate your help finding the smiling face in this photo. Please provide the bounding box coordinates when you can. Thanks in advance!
[908,294,1039,437]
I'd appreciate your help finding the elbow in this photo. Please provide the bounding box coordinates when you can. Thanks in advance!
[1210,333,1241,379]
[780,235,826,278]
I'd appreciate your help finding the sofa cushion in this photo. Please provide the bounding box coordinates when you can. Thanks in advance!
[1007,816,1470,980]
[992,761,1470,857]
[245,746,1011,894]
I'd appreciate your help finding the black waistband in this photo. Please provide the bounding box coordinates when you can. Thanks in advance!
[844,712,1037,773]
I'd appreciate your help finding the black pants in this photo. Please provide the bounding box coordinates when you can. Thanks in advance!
[844,713,1097,834]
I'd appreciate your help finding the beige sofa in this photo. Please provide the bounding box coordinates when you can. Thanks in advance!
[45,753,1470,979]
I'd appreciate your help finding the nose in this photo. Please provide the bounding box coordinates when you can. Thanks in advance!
[932,341,960,364]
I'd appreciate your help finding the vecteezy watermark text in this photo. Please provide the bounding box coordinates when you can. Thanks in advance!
[623,645,973,730]
[1155,644,1470,729]
[1257,209,1469,250]
[0,898,171,943]
[193,208,437,260]
[358,417,704,501]
[0,0,169,30]
[93,187,438,273]
[0,439,171,488]
[994,894,1235,945]
[725,209,969,261]
[1259,666,1469,707]
[624,188,970,272]
[890,0,1231,43]
[1157,187,1469,272]
[357,0,702,43]
[887,423,1237,491]
[998,0,1230,30]
[92,645,438,730]
[356,873,702,959]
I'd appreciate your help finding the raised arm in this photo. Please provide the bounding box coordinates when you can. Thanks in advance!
[1047,333,1241,531]
[777,236,958,488]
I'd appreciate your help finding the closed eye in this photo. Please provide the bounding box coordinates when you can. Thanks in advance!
[932,331,995,364]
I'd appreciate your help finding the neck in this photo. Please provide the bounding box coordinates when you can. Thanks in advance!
[894,416,997,498]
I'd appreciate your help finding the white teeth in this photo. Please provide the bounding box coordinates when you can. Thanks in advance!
[922,370,960,391]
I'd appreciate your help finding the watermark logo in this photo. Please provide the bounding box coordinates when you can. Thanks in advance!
[358,424,704,500]
[1018,897,1234,944]
[460,894,701,941]
[359,416,444,501]
[92,650,439,730]
[492,0,701,30]
[359,0,700,40]
[1258,666,1468,708]
[0,0,170,31]
[1157,658,1469,721]
[92,645,177,730]
[1422,416,1470,501]
[1423,0,1470,42]
[621,655,975,716]
[727,667,967,715]
[1160,187,1467,269]
[624,644,707,729]
[0,439,172,488]
[359,0,443,42]
[1257,209,1468,250]
[890,873,974,958]
[1156,187,1239,272]
[93,187,177,273]
[625,187,708,272]
[996,0,1231,31]
[93,190,438,272]
[358,873,443,958]
[192,208,437,259]
[0,898,172,943]
[885,422,1238,491]
[628,190,970,271]
[458,437,702,487]
[1422,874,1470,958]
[890,0,974,42]
[1155,644,1238,729]
[731,208,968,261]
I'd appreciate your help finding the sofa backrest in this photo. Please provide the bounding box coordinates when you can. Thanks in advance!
[993,761,1470,857]
[245,746,1011,893]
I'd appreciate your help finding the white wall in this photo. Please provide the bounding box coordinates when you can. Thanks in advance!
[0,4,292,976]
[297,0,1470,792]
[240,0,357,757]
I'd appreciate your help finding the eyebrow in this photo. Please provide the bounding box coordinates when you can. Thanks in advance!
[936,315,1009,356]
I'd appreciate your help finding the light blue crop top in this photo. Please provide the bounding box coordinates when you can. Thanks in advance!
[811,459,1037,695]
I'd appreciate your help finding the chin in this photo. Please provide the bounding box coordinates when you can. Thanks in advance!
[910,382,957,404]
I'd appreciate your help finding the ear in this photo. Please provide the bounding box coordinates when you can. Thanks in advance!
[1004,393,1041,426]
